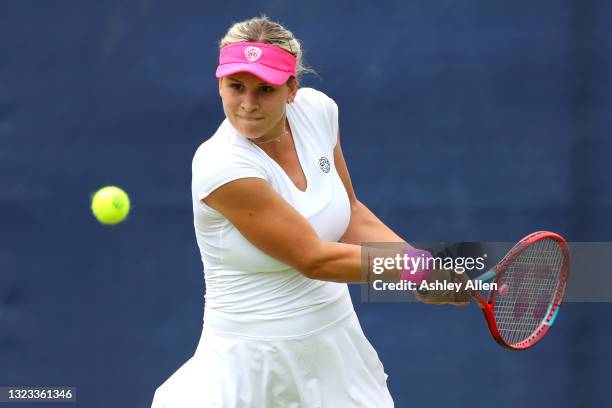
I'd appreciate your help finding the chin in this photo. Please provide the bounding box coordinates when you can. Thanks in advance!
[237,125,265,140]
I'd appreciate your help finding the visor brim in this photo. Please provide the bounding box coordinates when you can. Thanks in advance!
[216,64,292,86]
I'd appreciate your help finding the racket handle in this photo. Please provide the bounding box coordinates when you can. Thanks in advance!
[473,270,497,283]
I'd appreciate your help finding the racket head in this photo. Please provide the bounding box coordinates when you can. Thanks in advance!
[472,231,570,350]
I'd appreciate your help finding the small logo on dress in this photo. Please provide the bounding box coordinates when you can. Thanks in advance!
[318,157,331,173]
[244,46,262,62]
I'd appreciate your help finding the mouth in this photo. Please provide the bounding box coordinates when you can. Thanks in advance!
[237,115,264,122]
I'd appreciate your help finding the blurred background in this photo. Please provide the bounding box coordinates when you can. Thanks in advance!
[1,0,611,407]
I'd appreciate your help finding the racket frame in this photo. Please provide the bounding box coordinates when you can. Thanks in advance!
[471,231,570,350]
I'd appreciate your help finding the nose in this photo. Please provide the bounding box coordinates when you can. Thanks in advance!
[240,91,259,112]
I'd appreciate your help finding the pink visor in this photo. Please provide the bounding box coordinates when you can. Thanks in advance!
[216,42,297,86]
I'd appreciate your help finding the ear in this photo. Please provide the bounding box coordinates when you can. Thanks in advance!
[287,77,298,102]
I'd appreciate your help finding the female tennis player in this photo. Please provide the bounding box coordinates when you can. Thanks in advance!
[151,16,468,408]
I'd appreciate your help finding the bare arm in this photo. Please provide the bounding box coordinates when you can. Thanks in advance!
[202,177,401,283]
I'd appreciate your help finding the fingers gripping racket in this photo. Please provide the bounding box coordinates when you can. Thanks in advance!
[471,231,570,350]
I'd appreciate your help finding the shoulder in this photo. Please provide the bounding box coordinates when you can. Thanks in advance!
[294,87,338,114]
[291,87,339,149]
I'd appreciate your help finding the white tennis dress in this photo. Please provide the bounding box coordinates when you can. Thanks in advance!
[151,88,394,408]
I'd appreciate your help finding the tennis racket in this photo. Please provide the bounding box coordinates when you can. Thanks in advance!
[471,231,570,350]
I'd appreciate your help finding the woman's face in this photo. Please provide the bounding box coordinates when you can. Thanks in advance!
[219,72,297,140]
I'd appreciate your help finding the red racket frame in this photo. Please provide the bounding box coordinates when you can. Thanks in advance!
[471,231,570,350]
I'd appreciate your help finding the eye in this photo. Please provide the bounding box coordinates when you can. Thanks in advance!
[229,83,244,91]
[260,86,275,93]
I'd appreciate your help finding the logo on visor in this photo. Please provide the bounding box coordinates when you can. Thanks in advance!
[244,46,262,62]
[318,157,331,173]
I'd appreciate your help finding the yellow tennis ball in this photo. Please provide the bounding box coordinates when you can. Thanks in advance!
[91,186,131,225]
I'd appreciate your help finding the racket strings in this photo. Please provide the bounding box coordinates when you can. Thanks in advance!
[493,239,563,345]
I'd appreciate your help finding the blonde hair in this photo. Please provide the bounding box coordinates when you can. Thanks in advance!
[219,15,315,81]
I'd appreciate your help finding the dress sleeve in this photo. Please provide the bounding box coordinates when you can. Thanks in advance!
[192,146,268,202]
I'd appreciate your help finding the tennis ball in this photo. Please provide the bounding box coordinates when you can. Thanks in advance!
[91,186,131,225]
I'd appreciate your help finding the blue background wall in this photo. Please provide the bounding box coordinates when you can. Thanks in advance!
[1,1,611,407]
